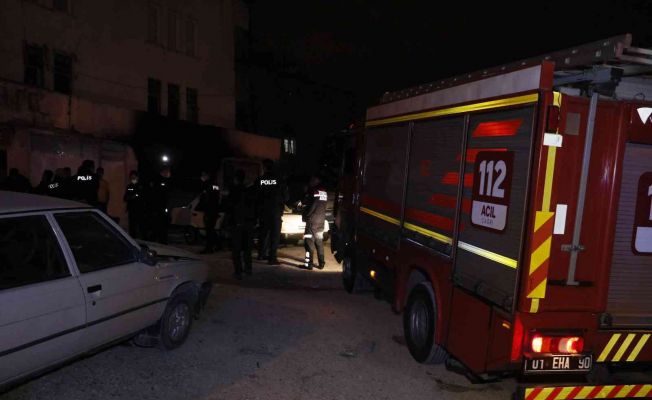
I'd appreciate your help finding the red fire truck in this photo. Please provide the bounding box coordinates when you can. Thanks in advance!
[332,34,652,398]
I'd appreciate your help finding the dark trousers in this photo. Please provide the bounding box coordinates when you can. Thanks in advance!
[232,225,253,276]
[259,213,281,260]
[98,202,108,214]
[203,212,219,250]
[127,208,145,238]
[304,225,324,266]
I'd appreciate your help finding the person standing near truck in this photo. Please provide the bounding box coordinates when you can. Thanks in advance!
[71,160,98,205]
[302,175,327,270]
[255,159,287,265]
[226,169,255,279]
[197,171,221,254]
[148,166,172,244]
[124,170,145,238]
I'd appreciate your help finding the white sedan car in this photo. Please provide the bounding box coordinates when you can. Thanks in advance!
[0,191,212,390]
[281,206,329,243]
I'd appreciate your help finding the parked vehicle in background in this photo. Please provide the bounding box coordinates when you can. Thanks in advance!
[0,191,212,391]
[281,205,330,244]
[334,34,652,397]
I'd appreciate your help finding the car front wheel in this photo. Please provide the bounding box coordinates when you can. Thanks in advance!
[159,294,193,350]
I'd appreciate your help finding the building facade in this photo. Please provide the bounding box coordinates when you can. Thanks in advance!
[0,0,283,221]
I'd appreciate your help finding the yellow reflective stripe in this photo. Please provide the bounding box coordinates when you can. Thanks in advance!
[612,333,636,362]
[553,91,562,108]
[528,279,548,299]
[534,388,555,400]
[542,145,557,212]
[530,237,552,274]
[359,207,400,226]
[616,385,636,398]
[403,222,453,244]
[598,334,621,362]
[626,334,650,362]
[458,241,518,269]
[529,298,540,313]
[597,386,617,398]
[524,388,535,398]
[366,93,539,127]
[360,208,517,269]
[534,210,555,232]
[575,386,594,399]
[636,385,652,397]
[557,386,575,399]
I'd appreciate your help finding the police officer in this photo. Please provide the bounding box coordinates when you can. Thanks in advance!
[148,166,172,244]
[197,171,221,254]
[255,159,288,265]
[226,169,255,279]
[34,169,55,196]
[124,170,145,238]
[302,175,327,270]
[72,160,99,205]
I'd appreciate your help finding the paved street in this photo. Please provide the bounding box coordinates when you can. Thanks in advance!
[3,242,515,400]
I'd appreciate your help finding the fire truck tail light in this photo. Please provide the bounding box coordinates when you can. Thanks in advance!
[531,335,544,353]
[559,337,583,354]
[530,335,584,354]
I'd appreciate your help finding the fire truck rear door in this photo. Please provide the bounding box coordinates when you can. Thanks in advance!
[453,105,537,311]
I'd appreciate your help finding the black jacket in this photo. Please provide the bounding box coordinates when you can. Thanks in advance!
[302,186,327,231]
[124,181,145,211]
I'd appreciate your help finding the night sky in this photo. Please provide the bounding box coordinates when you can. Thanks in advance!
[246,0,652,171]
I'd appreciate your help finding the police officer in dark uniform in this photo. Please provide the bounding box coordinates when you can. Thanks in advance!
[72,160,99,205]
[302,175,327,270]
[197,171,221,254]
[255,159,288,265]
[34,170,55,196]
[226,169,255,279]
[148,166,172,244]
[124,170,145,238]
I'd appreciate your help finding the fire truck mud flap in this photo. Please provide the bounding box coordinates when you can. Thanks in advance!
[518,383,652,400]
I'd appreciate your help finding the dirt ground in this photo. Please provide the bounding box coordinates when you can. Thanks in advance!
[5,242,649,400]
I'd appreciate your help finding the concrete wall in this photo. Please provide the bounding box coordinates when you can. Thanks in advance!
[0,0,235,129]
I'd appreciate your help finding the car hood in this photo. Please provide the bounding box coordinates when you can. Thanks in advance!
[137,240,200,262]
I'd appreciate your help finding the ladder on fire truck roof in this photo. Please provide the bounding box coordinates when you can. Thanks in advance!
[380,33,652,104]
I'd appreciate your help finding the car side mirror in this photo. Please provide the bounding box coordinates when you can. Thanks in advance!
[138,246,158,266]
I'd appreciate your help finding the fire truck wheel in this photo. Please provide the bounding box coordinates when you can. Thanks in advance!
[342,255,362,293]
[404,284,447,364]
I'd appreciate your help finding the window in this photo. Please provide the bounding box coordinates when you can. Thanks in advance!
[185,18,196,56]
[168,83,179,119]
[52,0,69,12]
[55,212,135,273]
[147,78,161,114]
[24,44,45,88]
[0,215,69,290]
[147,3,160,44]
[167,11,180,51]
[186,87,198,123]
[53,52,72,94]
[283,138,296,155]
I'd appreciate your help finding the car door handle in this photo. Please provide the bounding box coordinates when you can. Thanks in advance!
[87,284,102,293]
